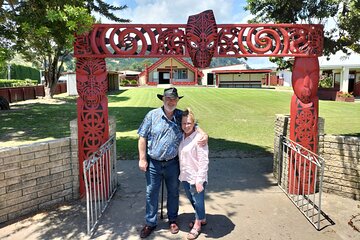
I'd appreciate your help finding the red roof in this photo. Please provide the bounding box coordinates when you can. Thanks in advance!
[140,57,202,77]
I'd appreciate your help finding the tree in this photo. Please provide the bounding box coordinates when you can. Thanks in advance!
[338,0,360,53]
[4,0,129,98]
[85,0,129,22]
[0,1,17,71]
[245,0,360,69]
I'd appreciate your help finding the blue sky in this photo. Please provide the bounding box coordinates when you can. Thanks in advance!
[101,0,277,68]
[109,0,251,24]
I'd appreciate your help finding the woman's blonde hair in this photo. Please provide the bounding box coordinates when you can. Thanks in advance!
[182,107,196,123]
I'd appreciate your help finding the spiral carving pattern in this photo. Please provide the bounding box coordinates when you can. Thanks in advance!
[74,24,323,59]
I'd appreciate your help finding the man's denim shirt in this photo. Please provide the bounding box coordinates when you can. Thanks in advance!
[138,107,183,161]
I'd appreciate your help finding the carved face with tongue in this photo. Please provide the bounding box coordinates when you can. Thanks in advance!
[185,10,218,68]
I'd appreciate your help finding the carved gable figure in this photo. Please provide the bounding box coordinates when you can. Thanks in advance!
[186,10,218,68]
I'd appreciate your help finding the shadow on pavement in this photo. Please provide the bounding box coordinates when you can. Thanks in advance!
[177,212,235,239]
[0,154,359,240]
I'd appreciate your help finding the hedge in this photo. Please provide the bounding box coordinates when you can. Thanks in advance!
[0,64,40,83]
[0,79,38,88]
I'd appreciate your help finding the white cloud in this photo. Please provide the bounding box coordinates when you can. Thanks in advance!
[127,0,233,24]
[102,0,251,24]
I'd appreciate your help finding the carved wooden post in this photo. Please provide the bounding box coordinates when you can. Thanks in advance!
[289,57,320,194]
[76,57,109,197]
[73,11,323,198]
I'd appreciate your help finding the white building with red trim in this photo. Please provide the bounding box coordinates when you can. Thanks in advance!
[138,57,203,86]
[139,58,276,88]
[201,64,273,88]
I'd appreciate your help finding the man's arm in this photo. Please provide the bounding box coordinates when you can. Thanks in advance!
[196,126,208,146]
[138,136,148,172]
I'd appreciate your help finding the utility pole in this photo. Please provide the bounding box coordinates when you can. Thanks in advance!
[7,64,11,80]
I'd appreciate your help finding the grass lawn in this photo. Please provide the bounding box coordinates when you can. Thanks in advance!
[1,88,359,159]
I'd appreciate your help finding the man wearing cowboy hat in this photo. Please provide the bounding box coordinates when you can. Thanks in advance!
[138,87,208,238]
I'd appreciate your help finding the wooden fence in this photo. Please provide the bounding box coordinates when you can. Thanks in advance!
[0,83,66,103]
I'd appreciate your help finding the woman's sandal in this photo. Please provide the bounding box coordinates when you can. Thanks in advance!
[187,227,201,240]
[188,220,207,229]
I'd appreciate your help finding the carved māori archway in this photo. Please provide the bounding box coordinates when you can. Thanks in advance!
[74,10,323,196]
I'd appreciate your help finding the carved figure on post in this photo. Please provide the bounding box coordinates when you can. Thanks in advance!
[76,57,109,196]
[289,57,319,195]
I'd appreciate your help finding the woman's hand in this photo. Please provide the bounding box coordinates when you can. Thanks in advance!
[195,183,204,193]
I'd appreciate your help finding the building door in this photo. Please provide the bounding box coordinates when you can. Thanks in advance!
[349,72,355,93]
[207,73,214,85]
[159,72,170,84]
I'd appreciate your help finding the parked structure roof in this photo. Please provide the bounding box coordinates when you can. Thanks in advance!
[319,49,360,69]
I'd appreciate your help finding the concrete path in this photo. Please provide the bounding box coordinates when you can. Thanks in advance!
[0,157,359,240]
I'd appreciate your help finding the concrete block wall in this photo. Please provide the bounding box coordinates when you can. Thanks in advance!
[70,119,80,200]
[273,114,290,181]
[274,114,360,200]
[0,116,116,223]
[0,138,75,223]
[320,135,360,200]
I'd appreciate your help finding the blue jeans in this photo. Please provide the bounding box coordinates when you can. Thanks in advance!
[145,156,180,227]
[182,181,206,220]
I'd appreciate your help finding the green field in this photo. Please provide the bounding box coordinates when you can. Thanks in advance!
[1,88,359,159]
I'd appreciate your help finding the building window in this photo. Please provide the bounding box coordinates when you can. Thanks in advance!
[174,69,187,79]
[163,72,170,79]
[334,73,340,85]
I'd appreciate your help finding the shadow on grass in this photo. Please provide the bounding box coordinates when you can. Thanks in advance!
[340,132,360,137]
[0,100,77,143]
[0,91,132,145]
[117,134,273,160]
[107,90,129,102]
[109,106,154,133]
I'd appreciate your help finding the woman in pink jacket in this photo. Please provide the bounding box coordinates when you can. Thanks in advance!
[179,108,209,240]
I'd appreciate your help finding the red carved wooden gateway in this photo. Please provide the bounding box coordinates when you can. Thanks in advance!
[74,10,323,197]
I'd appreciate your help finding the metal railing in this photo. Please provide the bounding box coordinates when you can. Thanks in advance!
[83,135,117,235]
[277,135,333,230]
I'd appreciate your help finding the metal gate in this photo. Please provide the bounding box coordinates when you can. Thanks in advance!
[277,135,334,230]
[83,136,117,235]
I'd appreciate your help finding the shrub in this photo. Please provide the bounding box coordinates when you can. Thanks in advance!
[319,75,333,88]
[336,91,354,98]
[120,79,137,86]
[0,79,38,88]
[120,79,130,86]
[130,80,138,85]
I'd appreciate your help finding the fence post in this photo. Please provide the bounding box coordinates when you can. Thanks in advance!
[277,135,283,185]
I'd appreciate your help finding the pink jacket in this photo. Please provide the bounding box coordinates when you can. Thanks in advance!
[178,129,209,184]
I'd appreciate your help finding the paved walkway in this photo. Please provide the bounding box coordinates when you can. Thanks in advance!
[0,157,359,240]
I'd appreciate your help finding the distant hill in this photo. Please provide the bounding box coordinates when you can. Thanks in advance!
[8,54,249,74]
[106,57,248,72]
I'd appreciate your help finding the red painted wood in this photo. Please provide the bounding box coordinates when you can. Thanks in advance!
[74,24,323,61]
[74,10,324,197]
[289,57,319,194]
[76,57,109,197]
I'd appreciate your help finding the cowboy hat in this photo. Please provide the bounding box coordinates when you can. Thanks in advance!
[157,87,184,100]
